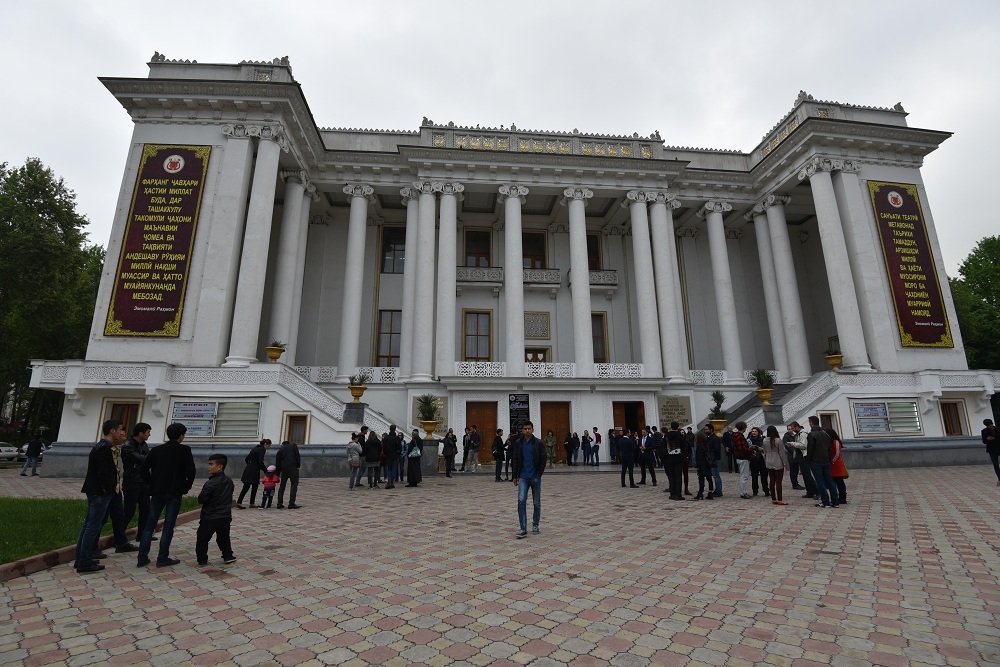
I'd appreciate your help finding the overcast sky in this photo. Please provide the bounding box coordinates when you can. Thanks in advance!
[4,0,997,275]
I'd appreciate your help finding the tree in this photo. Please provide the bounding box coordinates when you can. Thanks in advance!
[951,235,1000,370]
[0,158,105,440]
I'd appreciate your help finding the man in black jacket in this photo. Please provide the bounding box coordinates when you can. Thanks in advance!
[276,440,302,508]
[20,434,44,476]
[121,423,153,541]
[618,429,638,488]
[382,426,402,489]
[73,419,128,573]
[196,453,236,566]
[509,421,546,538]
[137,422,196,567]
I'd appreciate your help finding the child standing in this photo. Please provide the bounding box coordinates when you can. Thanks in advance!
[260,465,279,508]
[196,454,236,566]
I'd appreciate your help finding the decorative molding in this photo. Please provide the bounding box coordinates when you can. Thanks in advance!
[596,364,643,379]
[548,221,568,234]
[797,156,859,181]
[41,366,68,382]
[367,215,384,227]
[725,230,744,240]
[523,268,561,285]
[939,375,982,388]
[524,311,550,339]
[648,191,681,209]
[456,266,504,283]
[455,362,507,377]
[526,363,575,378]
[625,190,656,204]
[81,366,147,382]
[440,182,465,198]
[676,228,700,239]
[221,123,289,152]
[589,270,619,286]
[412,180,442,196]
[309,214,332,226]
[169,369,280,384]
[357,367,400,384]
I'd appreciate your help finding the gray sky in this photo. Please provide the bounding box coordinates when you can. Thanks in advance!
[4,0,997,275]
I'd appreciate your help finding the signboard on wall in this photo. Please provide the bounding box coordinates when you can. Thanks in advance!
[509,393,530,435]
[657,395,693,429]
[104,144,212,337]
[868,181,953,348]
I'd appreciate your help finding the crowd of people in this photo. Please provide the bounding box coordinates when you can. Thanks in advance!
[343,424,425,489]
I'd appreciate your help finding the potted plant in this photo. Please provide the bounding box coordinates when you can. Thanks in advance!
[749,368,775,405]
[708,390,727,436]
[415,393,440,440]
[347,373,367,403]
[823,345,843,371]
[264,340,286,363]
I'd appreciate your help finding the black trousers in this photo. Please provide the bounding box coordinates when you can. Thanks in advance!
[278,468,299,505]
[122,481,150,536]
[697,471,715,495]
[787,449,801,486]
[666,460,684,498]
[750,458,769,495]
[237,482,258,506]
[798,457,817,495]
[620,461,635,486]
[100,491,130,548]
[196,518,233,563]
[638,453,657,484]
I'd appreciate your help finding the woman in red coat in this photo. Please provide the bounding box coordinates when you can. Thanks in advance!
[826,428,848,504]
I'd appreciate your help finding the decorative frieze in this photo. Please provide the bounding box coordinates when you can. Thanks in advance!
[524,311,550,339]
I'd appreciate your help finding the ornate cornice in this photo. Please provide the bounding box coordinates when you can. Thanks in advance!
[497,184,529,205]
[343,183,375,202]
[696,201,733,219]
[221,123,289,152]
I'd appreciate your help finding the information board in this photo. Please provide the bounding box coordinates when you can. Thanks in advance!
[508,393,530,435]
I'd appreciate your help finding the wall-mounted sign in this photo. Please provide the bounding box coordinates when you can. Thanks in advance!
[868,181,952,347]
[657,395,693,429]
[509,393,530,435]
[105,144,211,337]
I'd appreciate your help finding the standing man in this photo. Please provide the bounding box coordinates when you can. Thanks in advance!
[722,425,735,473]
[732,421,753,499]
[664,422,686,501]
[787,421,817,499]
[20,434,44,476]
[468,425,482,473]
[73,419,128,573]
[276,440,302,508]
[618,428,638,488]
[493,429,506,482]
[460,427,472,472]
[510,421,546,538]
[806,415,838,508]
[382,425,402,489]
[609,427,620,464]
[705,424,724,497]
[637,428,657,486]
[121,423,153,541]
[137,422,196,568]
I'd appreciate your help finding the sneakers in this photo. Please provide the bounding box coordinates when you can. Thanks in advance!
[531,526,540,535]
[515,529,528,539]
[223,557,237,565]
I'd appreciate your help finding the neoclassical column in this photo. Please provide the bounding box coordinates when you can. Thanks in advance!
[624,192,663,378]
[224,125,287,366]
[435,182,464,378]
[286,183,318,365]
[697,200,744,382]
[397,187,420,380]
[335,183,374,381]
[267,171,306,359]
[798,158,873,372]
[562,187,595,377]
[764,194,811,381]
[747,206,789,381]
[410,181,439,382]
[648,192,686,381]
[499,184,528,377]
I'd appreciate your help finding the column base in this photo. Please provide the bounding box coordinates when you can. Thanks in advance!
[408,373,435,383]
[841,363,875,373]
[222,356,256,367]
[665,374,689,384]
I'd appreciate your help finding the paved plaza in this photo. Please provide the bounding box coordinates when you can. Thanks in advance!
[1,465,999,666]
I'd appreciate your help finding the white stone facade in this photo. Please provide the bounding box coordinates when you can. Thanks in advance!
[29,57,995,448]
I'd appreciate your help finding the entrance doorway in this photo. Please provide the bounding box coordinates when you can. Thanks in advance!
[466,401,498,462]
[286,414,308,444]
[104,402,140,438]
[540,401,571,463]
[612,401,646,434]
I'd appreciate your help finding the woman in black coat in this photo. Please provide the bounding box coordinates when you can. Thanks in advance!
[406,430,423,487]
[237,438,270,508]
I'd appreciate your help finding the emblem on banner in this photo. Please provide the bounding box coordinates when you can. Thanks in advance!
[887,191,904,208]
[163,155,185,174]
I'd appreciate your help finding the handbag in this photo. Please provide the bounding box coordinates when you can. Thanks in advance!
[350,456,361,468]
[408,447,421,458]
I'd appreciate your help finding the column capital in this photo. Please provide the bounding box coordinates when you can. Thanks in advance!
[399,186,419,204]
[548,221,568,234]
[309,214,332,226]
[560,187,593,205]
[439,182,465,196]
[305,183,320,203]
[602,222,626,236]
[725,229,744,240]
[498,183,529,204]
[625,190,656,204]
[797,156,859,181]
[367,215,384,227]
[221,123,288,152]
[412,180,441,195]
[343,183,375,202]
[753,193,792,214]
[677,227,700,239]
[696,200,733,218]
[648,191,682,209]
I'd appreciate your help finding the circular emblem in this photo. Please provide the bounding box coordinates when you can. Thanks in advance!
[887,190,904,208]
[163,155,185,174]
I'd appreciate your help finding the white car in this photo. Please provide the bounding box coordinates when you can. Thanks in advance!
[0,443,18,461]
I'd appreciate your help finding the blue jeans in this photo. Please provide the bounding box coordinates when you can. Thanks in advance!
[20,457,39,475]
[517,476,541,531]
[386,458,399,486]
[75,493,113,568]
[349,465,364,488]
[810,461,839,506]
[712,464,723,495]
[139,493,182,564]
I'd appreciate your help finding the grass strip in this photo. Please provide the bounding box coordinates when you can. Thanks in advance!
[0,496,199,564]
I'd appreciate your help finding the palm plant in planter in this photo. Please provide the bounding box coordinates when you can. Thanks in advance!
[347,373,367,403]
[265,340,286,363]
[823,345,844,371]
[749,368,775,405]
[708,390,727,435]
[415,394,440,440]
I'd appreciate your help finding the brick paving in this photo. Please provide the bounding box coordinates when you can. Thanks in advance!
[1,465,999,666]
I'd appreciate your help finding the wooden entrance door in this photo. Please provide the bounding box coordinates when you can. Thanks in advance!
[540,401,571,463]
[612,401,646,434]
[466,401,498,462]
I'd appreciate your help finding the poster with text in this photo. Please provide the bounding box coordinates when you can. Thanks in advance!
[868,181,952,347]
[104,144,211,337]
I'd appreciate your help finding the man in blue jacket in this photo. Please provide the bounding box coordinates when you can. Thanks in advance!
[509,421,546,538]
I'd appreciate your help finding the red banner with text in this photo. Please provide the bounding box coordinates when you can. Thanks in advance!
[104,145,211,337]
[868,181,952,347]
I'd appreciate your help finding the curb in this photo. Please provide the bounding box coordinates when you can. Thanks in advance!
[0,508,202,582]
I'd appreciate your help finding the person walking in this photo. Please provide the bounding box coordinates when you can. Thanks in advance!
[763,425,788,505]
[276,440,302,508]
[137,422,196,568]
[236,438,270,508]
[20,434,44,476]
[73,420,128,573]
[510,421,546,538]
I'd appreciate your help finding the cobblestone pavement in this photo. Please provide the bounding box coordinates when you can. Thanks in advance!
[2,465,999,666]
